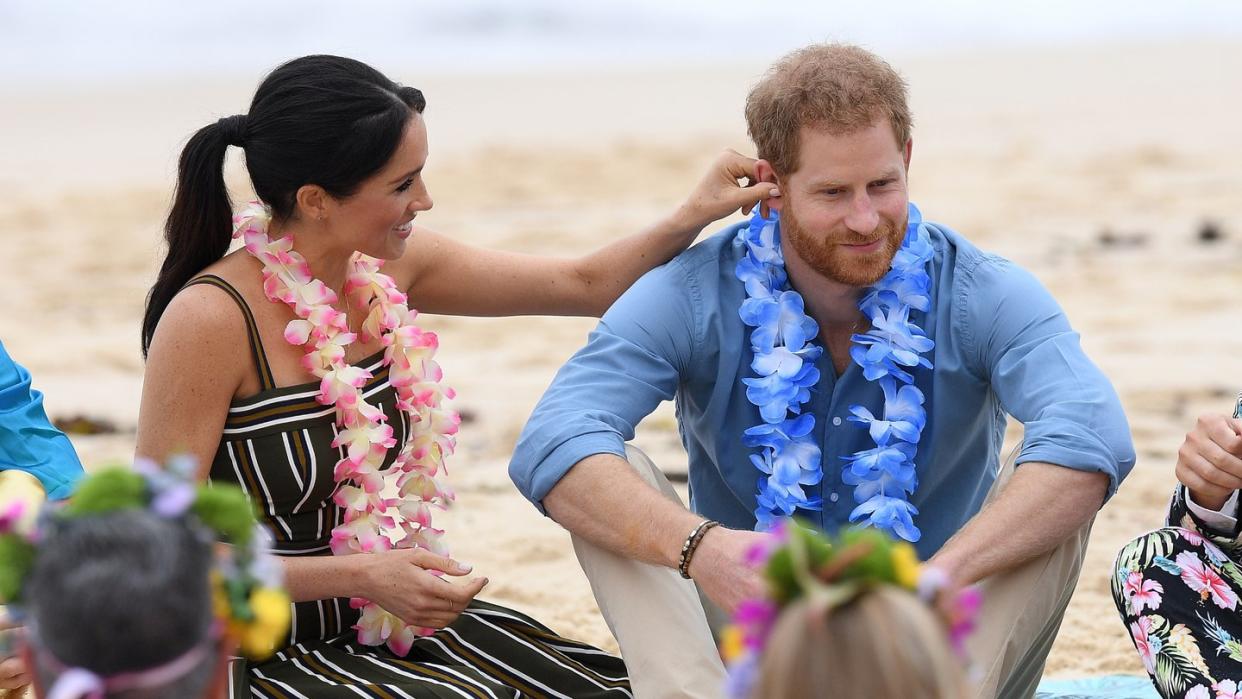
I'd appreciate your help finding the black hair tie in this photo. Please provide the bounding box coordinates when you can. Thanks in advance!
[216,114,248,147]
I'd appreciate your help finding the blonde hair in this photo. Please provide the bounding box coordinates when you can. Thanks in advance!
[751,586,969,699]
[744,43,912,176]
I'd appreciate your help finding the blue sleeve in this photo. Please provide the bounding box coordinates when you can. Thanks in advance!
[0,341,85,500]
[509,259,701,513]
[960,257,1135,499]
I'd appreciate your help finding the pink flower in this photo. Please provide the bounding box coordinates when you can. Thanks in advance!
[1176,551,1239,610]
[1130,617,1157,674]
[1186,686,1211,699]
[319,366,371,406]
[0,501,25,534]
[395,500,433,528]
[333,457,385,494]
[1214,680,1242,699]
[732,599,779,652]
[397,525,449,556]
[1123,571,1164,614]
[398,471,445,502]
[947,586,983,656]
[332,423,397,467]
[385,621,422,656]
[1179,527,1206,546]
[361,303,403,343]
[353,602,398,646]
[329,515,393,555]
[332,485,394,515]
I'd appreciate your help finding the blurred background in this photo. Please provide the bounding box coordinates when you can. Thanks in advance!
[1,0,1240,679]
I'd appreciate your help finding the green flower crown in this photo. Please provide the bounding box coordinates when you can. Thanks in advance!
[0,457,290,659]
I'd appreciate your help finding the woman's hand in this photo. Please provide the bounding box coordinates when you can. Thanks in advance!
[1176,414,1242,511]
[670,149,781,233]
[359,548,489,630]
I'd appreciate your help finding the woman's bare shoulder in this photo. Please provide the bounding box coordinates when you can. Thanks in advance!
[147,252,259,378]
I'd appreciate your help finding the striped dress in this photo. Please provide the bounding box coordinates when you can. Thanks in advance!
[187,276,631,699]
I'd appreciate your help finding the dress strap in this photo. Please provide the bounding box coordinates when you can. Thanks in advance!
[183,275,277,392]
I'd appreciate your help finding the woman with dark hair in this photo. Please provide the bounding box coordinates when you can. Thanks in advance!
[135,54,777,696]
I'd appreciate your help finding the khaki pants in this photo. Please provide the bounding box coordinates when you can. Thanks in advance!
[572,445,1091,699]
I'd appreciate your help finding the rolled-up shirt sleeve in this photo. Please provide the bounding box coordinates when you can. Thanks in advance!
[961,256,1136,498]
[0,341,84,500]
[509,259,700,513]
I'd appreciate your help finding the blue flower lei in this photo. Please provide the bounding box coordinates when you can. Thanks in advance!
[735,204,935,541]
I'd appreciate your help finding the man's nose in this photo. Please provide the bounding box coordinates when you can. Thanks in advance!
[843,193,879,234]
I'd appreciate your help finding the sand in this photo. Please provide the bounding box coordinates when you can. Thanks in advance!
[2,39,1240,681]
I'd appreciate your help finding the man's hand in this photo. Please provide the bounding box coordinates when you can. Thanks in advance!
[687,527,774,614]
[1176,414,1242,511]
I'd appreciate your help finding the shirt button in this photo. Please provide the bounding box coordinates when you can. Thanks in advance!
[832,416,843,426]
[829,492,839,503]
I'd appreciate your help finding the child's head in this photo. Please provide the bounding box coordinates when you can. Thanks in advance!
[0,462,290,699]
[753,586,969,699]
[723,525,978,699]
[23,508,226,698]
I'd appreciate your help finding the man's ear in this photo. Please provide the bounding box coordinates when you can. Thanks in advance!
[754,159,784,212]
[902,138,913,171]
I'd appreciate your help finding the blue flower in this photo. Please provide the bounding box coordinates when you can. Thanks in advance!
[736,252,786,299]
[841,441,916,482]
[849,495,921,542]
[845,469,919,504]
[743,362,819,424]
[743,413,815,449]
[846,379,926,445]
[744,291,820,354]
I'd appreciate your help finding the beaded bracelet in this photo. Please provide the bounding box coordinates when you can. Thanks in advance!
[678,519,720,579]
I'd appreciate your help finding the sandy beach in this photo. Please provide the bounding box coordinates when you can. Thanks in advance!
[2,38,1240,681]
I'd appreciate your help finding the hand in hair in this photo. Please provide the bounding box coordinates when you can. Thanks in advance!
[671,149,781,232]
[1177,413,1242,511]
[360,549,489,630]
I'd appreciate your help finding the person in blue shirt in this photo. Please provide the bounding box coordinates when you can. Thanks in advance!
[0,340,83,501]
[0,339,85,695]
[509,43,1135,699]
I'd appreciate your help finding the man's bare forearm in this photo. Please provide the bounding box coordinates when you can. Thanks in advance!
[543,453,703,568]
[929,462,1108,585]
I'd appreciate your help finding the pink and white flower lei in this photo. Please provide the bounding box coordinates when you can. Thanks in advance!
[232,202,460,655]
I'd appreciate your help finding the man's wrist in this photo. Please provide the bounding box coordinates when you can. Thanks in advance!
[678,519,720,579]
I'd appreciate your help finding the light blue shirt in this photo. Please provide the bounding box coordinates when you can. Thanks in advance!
[0,340,84,499]
[509,214,1135,558]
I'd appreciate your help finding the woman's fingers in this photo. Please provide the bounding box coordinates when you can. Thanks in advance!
[408,550,472,576]
[435,575,489,608]
[1182,450,1242,492]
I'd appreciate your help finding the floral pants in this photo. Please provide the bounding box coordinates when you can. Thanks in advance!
[1114,488,1242,698]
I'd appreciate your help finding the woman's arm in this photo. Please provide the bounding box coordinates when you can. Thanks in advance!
[135,286,248,472]
[282,548,487,629]
[398,150,779,317]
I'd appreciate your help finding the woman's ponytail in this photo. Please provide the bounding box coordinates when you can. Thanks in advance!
[141,117,243,356]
